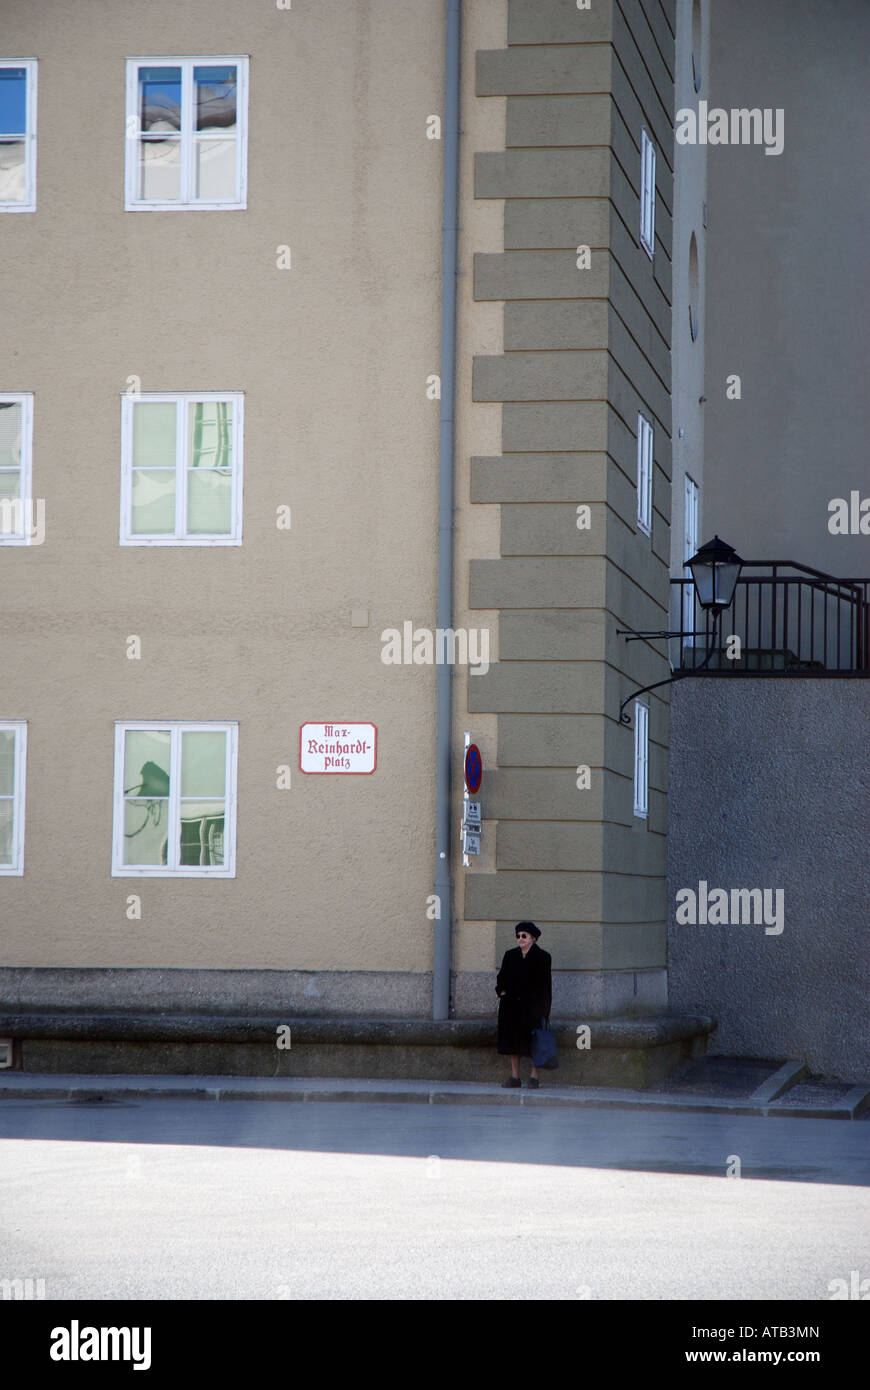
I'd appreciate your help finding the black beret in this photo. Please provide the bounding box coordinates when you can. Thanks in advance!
[515,921,541,940]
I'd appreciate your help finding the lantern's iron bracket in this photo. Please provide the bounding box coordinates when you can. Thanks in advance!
[618,616,720,724]
[615,629,712,642]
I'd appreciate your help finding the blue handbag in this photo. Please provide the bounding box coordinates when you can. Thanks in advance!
[530,1017,559,1070]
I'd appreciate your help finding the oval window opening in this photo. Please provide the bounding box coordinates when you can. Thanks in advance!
[688,232,700,342]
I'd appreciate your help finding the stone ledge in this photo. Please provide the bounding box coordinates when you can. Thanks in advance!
[0,1012,714,1048]
[0,1012,716,1088]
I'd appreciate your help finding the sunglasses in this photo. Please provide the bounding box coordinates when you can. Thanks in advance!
[517,933,532,939]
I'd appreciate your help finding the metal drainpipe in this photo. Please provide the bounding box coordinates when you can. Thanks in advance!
[433,0,461,1020]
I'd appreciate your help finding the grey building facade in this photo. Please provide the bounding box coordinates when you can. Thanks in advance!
[666,0,870,1081]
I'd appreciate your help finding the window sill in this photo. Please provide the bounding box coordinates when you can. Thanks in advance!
[120,536,243,546]
[124,200,247,212]
[111,867,235,878]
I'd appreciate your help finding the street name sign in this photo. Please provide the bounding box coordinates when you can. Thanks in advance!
[299,722,377,774]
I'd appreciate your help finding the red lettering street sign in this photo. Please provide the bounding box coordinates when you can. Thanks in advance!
[299,722,377,774]
[464,743,482,794]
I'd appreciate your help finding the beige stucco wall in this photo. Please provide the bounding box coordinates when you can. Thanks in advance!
[3,0,687,1005]
[1,0,482,972]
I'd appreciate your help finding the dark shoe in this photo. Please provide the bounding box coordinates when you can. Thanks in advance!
[526,1078,540,1088]
[500,1077,521,1088]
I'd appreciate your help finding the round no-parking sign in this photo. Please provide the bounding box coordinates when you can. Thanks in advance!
[464,743,482,794]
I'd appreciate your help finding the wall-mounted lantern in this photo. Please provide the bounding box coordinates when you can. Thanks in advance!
[617,535,744,724]
[687,535,743,615]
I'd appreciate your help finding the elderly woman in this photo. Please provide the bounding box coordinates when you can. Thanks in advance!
[496,921,552,1088]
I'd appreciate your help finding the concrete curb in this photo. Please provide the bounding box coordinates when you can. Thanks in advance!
[843,1084,870,1118]
[0,1072,867,1118]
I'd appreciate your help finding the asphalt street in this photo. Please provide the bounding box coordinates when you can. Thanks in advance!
[1,1097,867,1300]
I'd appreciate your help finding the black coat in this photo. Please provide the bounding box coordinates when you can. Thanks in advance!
[495,943,552,1057]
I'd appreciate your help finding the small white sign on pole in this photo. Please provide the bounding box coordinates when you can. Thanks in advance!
[299,722,377,774]
[463,828,481,856]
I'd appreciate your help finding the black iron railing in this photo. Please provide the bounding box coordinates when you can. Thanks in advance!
[670,563,870,674]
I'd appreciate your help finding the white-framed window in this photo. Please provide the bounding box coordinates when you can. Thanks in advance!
[0,393,34,545]
[640,129,656,259]
[125,57,248,210]
[0,722,27,875]
[120,392,243,544]
[112,722,238,877]
[0,60,37,212]
[636,413,653,537]
[633,701,649,820]
[683,475,699,643]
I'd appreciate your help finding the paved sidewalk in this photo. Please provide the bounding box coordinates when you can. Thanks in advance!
[1,1056,868,1119]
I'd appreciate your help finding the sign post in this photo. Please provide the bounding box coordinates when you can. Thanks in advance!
[462,734,483,863]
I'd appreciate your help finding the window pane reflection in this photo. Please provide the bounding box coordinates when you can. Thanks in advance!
[0,141,25,201]
[0,801,13,865]
[139,67,181,132]
[188,401,232,470]
[0,69,26,137]
[194,67,236,131]
[179,802,225,866]
[187,470,231,532]
[133,402,176,468]
[181,732,226,798]
[0,731,14,796]
[0,402,22,469]
[124,730,170,795]
[139,137,181,201]
[131,469,176,534]
[194,138,236,201]
[124,799,167,865]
